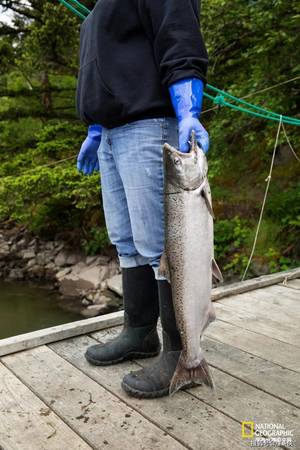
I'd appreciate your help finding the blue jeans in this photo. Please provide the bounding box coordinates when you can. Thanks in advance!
[98,118,179,278]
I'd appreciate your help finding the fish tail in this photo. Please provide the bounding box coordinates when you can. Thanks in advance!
[169,354,215,396]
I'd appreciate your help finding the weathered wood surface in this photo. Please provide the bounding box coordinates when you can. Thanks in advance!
[205,319,300,372]
[2,346,184,450]
[211,267,300,300]
[202,337,300,408]
[283,278,300,290]
[0,274,299,450]
[214,302,300,346]
[0,311,124,358]
[218,286,300,319]
[93,325,300,409]
[0,362,92,450]
[89,330,300,429]
[50,336,243,450]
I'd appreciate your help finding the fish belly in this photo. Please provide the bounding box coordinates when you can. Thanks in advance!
[166,187,214,368]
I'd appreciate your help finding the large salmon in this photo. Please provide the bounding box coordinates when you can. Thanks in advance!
[159,134,223,396]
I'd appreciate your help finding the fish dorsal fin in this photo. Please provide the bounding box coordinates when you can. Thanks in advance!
[201,183,215,219]
[212,258,223,284]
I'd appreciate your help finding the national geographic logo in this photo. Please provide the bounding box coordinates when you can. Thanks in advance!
[242,422,255,438]
[241,422,295,447]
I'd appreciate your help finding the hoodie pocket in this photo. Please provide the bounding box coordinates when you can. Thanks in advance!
[76,58,123,125]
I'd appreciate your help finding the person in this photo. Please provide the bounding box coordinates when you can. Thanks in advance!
[76,0,209,398]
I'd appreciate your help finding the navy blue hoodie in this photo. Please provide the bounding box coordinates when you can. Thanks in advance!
[76,0,208,128]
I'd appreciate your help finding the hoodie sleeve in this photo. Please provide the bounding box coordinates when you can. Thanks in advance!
[136,0,209,87]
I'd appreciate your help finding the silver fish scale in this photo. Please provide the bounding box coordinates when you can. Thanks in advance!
[164,173,215,369]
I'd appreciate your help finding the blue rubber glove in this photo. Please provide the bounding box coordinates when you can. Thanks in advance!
[169,78,209,153]
[77,124,102,175]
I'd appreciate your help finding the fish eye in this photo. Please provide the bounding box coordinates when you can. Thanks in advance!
[174,158,181,166]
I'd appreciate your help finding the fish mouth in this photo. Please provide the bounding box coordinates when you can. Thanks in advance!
[163,143,206,191]
[163,143,193,158]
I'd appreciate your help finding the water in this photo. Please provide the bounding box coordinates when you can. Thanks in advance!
[0,281,83,340]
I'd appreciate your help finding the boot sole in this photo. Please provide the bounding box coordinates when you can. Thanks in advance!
[85,350,160,367]
[121,380,196,399]
[121,380,169,399]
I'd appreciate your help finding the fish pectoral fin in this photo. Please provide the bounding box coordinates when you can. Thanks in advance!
[158,251,171,283]
[169,355,215,396]
[201,185,215,219]
[212,258,224,284]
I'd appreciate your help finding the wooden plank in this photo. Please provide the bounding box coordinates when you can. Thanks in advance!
[218,288,300,318]
[83,331,300,448]
[205,320,300,372]
[202,337,300,408]
[90,329,300,447]
[0,311,124,357]
[262,284,300,304]
[283,279,300,290]
[2,346,183,450]
[214,302,300,347]
[50,336,243,450]
[0,361,92,450]
[190,366,299,448]
[212,268,300,301]
[92,326,300,408]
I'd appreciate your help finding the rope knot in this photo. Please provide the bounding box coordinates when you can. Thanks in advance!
[213,94,225,107]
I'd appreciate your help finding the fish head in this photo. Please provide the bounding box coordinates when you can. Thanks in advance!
[163,143,208,191]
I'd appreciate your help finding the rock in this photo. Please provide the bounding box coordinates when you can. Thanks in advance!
[81,298,92,306]
[36,251,53,265]
[54,251,83,267]
[100,280,108,291]
[93,293,111,305]
[81,304,107,318]
[86,292,96,302]
[0,242,10,258]
[54,251,69,267]
[58,265,109,297]
[29,265,45,279]
[45,241,56,251]
[8,268,24,280]
[66,253,83,265]
[22,249,36,260]
[107,259,120,278]
[26,258,36,269]
[107,274,123,296]
[86,256,98,266]
[70,262,88,274]
[53,242,64,254]
[55,267,72,280]
[94,255,111,265]
[16,237,26,248]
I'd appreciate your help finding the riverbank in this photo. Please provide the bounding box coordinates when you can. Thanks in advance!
[0,222,123,317]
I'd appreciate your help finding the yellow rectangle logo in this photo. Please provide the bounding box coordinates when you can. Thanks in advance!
[242,421,254,438]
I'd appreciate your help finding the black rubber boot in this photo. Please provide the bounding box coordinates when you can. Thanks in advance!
[121,280,182,398]
[85,265,161,366]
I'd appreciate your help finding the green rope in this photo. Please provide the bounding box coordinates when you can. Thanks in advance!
[204,92,299,126]
[68,0,90,15]
[206,84,300,125]
[59,0,300,127]
[58,0,86,20]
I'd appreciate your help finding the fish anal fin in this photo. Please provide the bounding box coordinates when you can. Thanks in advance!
[201,186,215,219]
[169,356,215,396]
[158,251,171,283]
[212,258,223,284]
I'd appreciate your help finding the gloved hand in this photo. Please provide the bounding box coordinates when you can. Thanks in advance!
[77,124,102,175]
[169,78,209,154]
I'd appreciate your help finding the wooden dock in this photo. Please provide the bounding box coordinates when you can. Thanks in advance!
[0,269,299,450]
